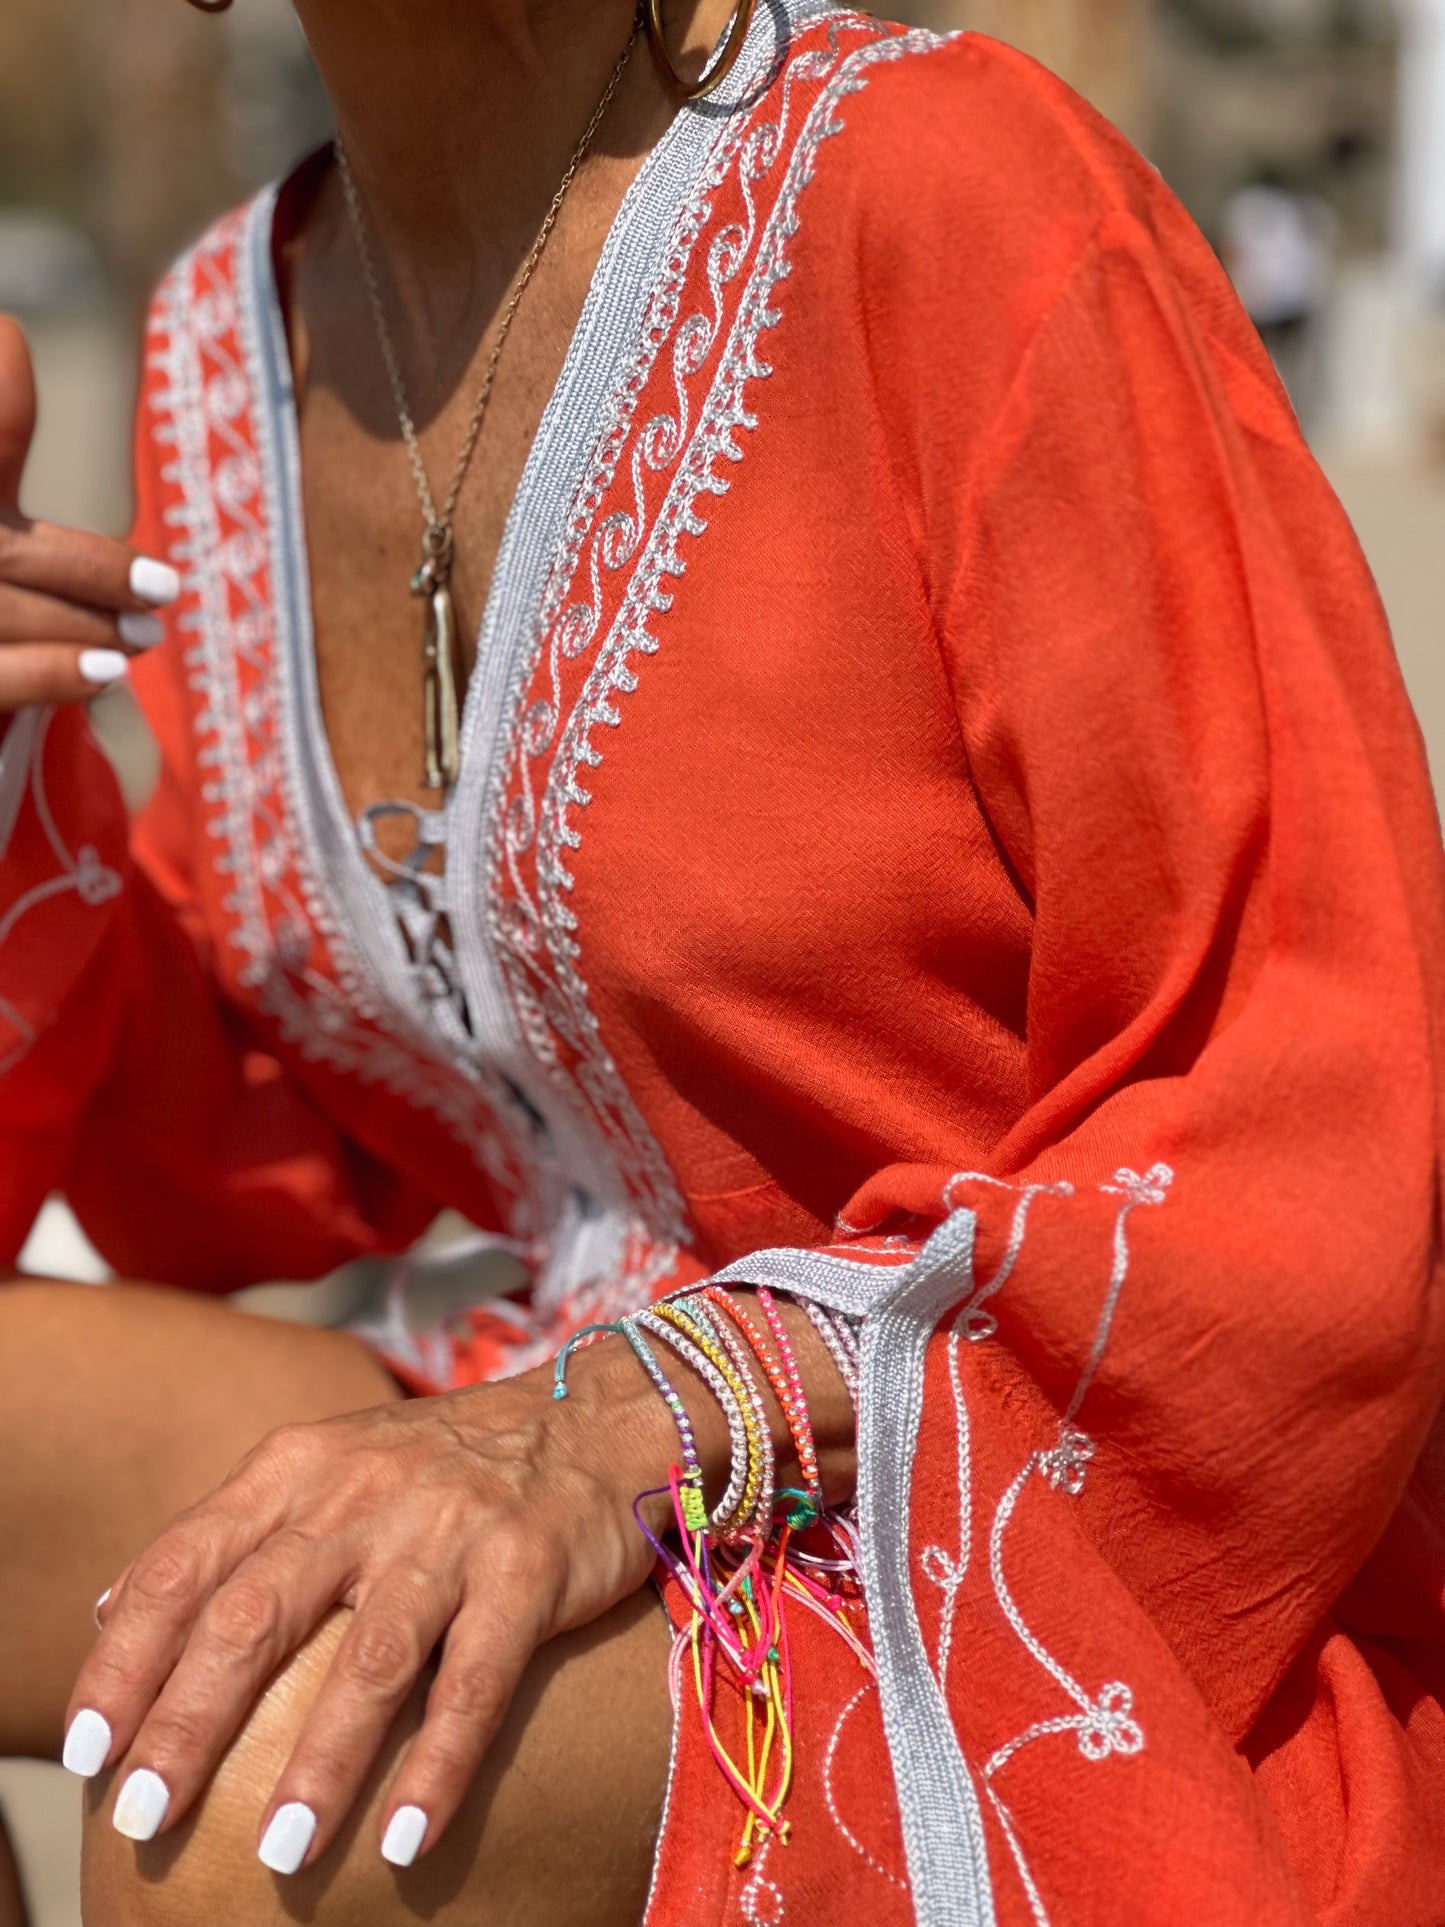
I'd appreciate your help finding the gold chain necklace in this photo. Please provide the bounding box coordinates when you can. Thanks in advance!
[334,5,642,790]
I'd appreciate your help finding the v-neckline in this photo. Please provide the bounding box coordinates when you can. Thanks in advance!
[233,0,832,1235]
[241,99,706,1060]
[235,1,811,1085]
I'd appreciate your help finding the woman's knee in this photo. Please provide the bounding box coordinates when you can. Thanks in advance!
[81,1590,673,1927]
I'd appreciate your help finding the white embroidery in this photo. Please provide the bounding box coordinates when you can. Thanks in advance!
[488,13,891,1265]
[738,1829,785,1926]
[923,1176,1074,1694]
[0,710,122,1077]
[822,1683,909,1890]
[148,211,525,1210]
[967,1164,1174,1927]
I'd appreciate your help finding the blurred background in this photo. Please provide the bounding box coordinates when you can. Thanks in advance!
[1,0,1442,1920]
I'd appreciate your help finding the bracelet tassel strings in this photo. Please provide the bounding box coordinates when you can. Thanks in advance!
[555,1294,872,1866]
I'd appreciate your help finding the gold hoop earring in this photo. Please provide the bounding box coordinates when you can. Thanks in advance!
[645,0,756,100]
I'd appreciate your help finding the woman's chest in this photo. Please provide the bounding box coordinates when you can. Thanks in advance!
[145,18,1033,1261]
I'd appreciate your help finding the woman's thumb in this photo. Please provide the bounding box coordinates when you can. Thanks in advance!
[0,317,38,513]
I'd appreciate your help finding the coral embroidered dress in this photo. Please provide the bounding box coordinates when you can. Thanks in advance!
[3,9,1444,1923]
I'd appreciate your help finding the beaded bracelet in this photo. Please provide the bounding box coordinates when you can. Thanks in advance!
[797,1299,860,1403]
[703,1286,821,1520]
[641,1303,769,1542]
[635,1307,753,1533]
[617,1318,711,1534]
[673,1298,777,1542]
[756,1288,824,1496]
[550,1288,856,1872]
[551,1317,711,1533]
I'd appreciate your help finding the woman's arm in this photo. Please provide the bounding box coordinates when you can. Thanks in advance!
[62,1291,855,1870]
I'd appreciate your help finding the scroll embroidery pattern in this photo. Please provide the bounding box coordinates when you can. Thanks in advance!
[488,14,918,1271]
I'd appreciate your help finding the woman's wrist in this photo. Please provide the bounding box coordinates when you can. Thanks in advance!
[548,1291,858,1535]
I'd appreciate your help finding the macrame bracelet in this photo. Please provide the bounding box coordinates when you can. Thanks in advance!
[641,1302,768,1541]
[550,1284,863,1873]
[614,1316,710,1533]
[663,1299,772,1540]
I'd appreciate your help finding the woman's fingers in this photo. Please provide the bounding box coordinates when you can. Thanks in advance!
[373,1596,544,1869]
[256,1574,461,1873]
[0,514,180,708]
[0,641,146,706]
[103,1534,356,1842]
[63,1487,278,1787]
[0,514,179,615]
[0,317,39,510]
[0,581,165,650]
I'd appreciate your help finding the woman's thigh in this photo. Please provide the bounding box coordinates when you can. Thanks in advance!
[81,1596,673,1927]
[6,1279,675,1925]
[0,1277,401,1757]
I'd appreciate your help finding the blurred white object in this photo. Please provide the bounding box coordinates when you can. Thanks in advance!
[0,214,104,317]
[1222,181,1339,429]
[1396,0,1445,301]
[1222,183,1337,327]
[17,1196,110,1285]
[1317,257,1417,453]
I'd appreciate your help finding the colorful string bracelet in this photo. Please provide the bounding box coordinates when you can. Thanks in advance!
[636,1307,754,1534]
[644,1301,771,1542]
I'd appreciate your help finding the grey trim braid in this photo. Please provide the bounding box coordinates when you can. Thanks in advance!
[709,1214,998,1927]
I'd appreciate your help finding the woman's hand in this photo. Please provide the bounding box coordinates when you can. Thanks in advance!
[63,1342,687,1874]
[0,316,179,710]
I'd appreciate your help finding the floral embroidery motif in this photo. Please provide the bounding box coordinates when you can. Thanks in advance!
[923,1163,1174,1927]
[1037,1424,1096,1497]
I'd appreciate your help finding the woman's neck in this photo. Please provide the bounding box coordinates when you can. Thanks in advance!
[293,0,731,303]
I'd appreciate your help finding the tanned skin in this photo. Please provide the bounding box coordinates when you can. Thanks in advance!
[0,4,859,1923]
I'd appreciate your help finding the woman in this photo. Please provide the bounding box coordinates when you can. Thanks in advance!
[1,0,1442,1920]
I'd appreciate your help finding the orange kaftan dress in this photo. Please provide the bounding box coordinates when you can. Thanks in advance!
[2,11,1444,1922]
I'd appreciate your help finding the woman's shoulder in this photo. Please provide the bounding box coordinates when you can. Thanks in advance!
[775,15,1254,427]
[794,20,1177,281]
[841,26,1151,195]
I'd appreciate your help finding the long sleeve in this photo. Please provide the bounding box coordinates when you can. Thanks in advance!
[0,364,436,1286]
[721,40,1445,1923]
[0,703,130,1256]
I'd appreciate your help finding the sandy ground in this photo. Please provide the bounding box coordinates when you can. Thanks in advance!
[3,328,1442,1924]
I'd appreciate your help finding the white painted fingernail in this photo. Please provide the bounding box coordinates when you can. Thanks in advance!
[118,612,164,650]
[78,649,129,687]
[381,1805,427,1868]
[93,1588,111,1631]
[129,557,181,607]
[259,1802,317,1875]
[62,1708,112,1779]
[113,1768,169,1841]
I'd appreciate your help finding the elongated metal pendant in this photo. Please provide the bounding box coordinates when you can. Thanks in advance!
[422,582,460,789]
[413,534,461,790]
